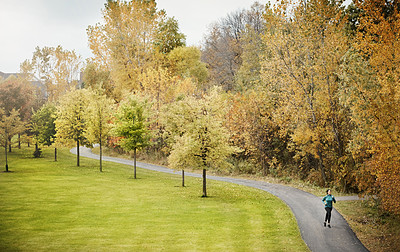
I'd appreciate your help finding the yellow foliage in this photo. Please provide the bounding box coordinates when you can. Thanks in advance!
[328,0,400,214]
[87,0,164,93]
[262,0,352,184]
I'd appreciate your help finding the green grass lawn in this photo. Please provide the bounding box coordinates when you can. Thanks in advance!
[0,146,308,251]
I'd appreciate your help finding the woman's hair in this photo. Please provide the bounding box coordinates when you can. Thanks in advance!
[326,189,331,194]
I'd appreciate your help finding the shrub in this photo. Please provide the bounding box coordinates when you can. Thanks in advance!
[33,148,42,158]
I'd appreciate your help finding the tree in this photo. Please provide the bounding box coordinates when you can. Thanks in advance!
[139,67,176,112]
[166,46,209,88]
[343,0,400,214]
[226,89,287,176]
[0,108,22,171]
[201,2,265,91]
[202,20,242,91]
[0,75,38,150]
[22,46,84,102]
[31,103,57,158]
[155,17,186,55]
[55,89,89,166]
[235,24,263,91]
[82,62,114,100]
[113,94,152,178]
[87,0,165,94]
[0,75,36,121]
[261,0,352,187]
[160,95,197,186]
[167,88,237,197]
[86,89,115,172]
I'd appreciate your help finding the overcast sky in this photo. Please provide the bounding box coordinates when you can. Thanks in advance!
[0,0,268,73]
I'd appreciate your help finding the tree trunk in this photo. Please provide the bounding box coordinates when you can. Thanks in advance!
[54,147,57,162]
[100,137,103,172]
[202,169,207,197]
[77,140,80,167]
[261,153,266,176]
[35,142,38,151]
[18,134,21,149]
[182,169,185,187]
[317,149,327,185]
[134,148,137,179]
[5,140,8,172]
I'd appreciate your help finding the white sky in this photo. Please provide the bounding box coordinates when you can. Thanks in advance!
[0,0,268,73]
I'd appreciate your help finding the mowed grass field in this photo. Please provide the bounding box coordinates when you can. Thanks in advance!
[0,146,308,251]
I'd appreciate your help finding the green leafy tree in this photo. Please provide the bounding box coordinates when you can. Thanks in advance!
[167,88,237,197]
[86,89,115,172]
[31,103,57,158]
[55,89,89,166]
[155,17,186,55]
[0,108,22,171]
[113,94,152,178]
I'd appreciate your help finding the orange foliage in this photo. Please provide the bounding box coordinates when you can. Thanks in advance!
[354,0,400,215]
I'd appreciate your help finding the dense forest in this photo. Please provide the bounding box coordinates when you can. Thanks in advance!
[1,0,399,215]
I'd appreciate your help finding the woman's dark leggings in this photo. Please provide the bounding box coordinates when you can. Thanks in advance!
[325,207,332,223]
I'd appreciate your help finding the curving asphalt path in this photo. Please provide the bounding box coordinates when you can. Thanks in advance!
[71,147,369,252]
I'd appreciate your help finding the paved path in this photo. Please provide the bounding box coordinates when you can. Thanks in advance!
[71,147,369,252]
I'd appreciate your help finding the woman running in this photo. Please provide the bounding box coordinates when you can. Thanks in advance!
[322,189,336,228]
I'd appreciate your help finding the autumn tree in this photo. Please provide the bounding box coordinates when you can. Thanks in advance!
[0,75,36,121]
[138,62,200,156]
[139,67,176,112]
[82,62,114,99]
[0,108,22,171]
[226,89,289,176]
[21,46,84,102]
[167,88,237,197]
[87,0,165,95]
[166,46,209,88]
[235,22,264,91]
[261,0,354,187]
[113,94,152,179]
[55,89,90,166]
[202,2,265,91]
[202,17,242,90]
[86,89,115,172]
[160,95,197,186]
[0,75,37,150]
[342,0,400,214]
